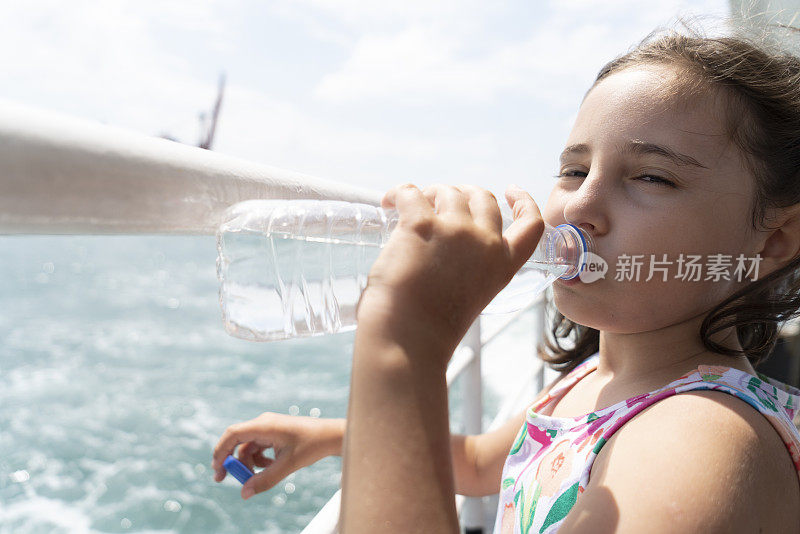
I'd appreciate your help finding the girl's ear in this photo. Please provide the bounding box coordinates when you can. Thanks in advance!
[757,203,800,277]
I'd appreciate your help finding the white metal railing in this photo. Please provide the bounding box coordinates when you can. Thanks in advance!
[302,294,552,534]
[0,99,381,235]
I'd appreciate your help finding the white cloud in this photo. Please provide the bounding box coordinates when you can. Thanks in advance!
[311,0,731,105]
[314,26,471,104]
[285,0,502,29]
[313,22,611,105]
[214,83,504,191]
[0,0,230,131]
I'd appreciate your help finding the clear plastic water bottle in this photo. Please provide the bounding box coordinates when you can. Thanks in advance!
[216,199,595,341]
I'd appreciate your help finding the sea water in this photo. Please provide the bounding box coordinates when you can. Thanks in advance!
[0,235,539,533]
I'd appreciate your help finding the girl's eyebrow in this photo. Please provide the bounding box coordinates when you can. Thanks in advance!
[559,141,709,169]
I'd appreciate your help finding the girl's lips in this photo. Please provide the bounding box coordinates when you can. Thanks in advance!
[557,275,581,286]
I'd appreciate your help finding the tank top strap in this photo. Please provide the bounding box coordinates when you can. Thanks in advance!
[590,364,800,475]
[530,352,601,413]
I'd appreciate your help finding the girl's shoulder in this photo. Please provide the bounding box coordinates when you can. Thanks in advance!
[575,364,800,532]
[561,353,800,434]
[610,363,800,466]
[609,365,800,508]
[686,364,800,435]
[583,386,800,533]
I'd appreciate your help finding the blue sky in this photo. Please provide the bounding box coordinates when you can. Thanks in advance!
[0,0,731,206]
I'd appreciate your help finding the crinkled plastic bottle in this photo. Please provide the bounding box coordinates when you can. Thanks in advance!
[216,199,594,341]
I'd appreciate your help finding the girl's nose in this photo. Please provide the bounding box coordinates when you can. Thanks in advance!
[562,173,609,236]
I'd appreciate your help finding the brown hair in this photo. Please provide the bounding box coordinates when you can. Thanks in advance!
[540,14,800,375]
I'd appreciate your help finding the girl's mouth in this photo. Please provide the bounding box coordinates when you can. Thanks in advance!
[557,275,582,286]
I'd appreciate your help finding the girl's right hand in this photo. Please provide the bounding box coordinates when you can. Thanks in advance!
[211,413,345,500]
[356,183,543,359]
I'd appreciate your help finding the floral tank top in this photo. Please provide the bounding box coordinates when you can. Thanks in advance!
[492,352,800,534]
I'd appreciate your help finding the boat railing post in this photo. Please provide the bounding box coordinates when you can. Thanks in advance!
[461,317,484,533]
[533,295,546,396]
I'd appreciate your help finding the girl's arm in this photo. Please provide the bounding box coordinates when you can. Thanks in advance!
[339,183,544,532]
[209,380,558,502]
[452,410,527,497]
[341,303,460,531]
[210,411,518,502]
[455,372,566,497]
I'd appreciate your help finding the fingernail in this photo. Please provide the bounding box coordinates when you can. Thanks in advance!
[509,183,522,191]
[242,486,255,500]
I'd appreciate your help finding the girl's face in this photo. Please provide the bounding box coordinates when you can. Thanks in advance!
[543,64,763,333]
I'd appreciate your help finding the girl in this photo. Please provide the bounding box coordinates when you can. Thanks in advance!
[212,18,800,533]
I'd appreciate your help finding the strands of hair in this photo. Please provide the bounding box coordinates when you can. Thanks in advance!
[540,10,800,376]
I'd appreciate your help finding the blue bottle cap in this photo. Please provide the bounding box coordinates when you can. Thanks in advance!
[223,455,254,485]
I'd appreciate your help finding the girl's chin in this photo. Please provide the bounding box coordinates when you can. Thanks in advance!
[551,285,621,331]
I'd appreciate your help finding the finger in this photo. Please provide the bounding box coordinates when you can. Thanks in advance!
[212,422,270,478]
[502,184,545,274]
[421,187,437,209]
[253,453,275,469]
[212,425,243,478]
[457,184,502,233]
[421,184,463,212]
[241,456,292,500]
[382,183,431,213]
[421,184,469,217]
[381,187,395,209]
[240,443,276,468]
[237,441,264,471]
[386,183,435,223]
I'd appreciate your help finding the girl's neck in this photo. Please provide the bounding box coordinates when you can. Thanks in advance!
[596,312,757,388]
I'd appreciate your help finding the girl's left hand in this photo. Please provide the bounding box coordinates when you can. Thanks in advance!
[356,183,544,359]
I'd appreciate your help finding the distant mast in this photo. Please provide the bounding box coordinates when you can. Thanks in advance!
[158,72,226,150]
[199,73,226,150]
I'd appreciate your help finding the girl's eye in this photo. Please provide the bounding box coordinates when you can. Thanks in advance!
[554,171,676,188]
[632,174,676,188]
[554,170,587,179]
